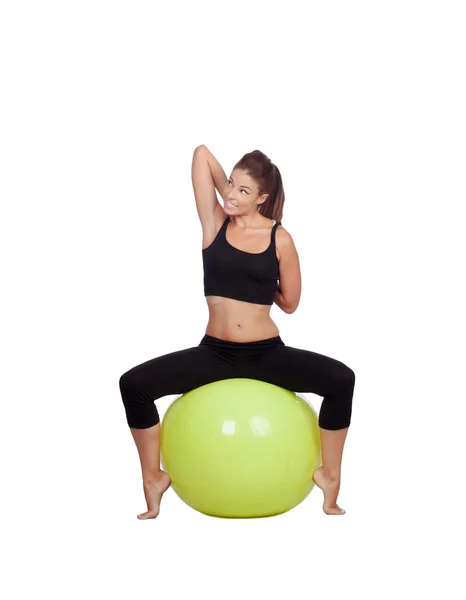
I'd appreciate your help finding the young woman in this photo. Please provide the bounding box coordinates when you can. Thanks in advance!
[119,144,356,519]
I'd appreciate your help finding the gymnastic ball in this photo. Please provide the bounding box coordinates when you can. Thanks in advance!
[160,378,322,518]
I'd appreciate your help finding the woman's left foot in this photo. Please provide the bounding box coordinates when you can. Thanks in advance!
[137,471,172,520]
[312,467,346,515]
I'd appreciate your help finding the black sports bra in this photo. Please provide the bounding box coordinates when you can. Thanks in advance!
[202,216,281,305]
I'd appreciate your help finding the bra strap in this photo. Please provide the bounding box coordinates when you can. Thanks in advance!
[271,221,281,245]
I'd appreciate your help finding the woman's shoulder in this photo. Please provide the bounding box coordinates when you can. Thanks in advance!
[274,220,294,247]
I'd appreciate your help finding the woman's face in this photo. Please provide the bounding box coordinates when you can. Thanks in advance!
[223,169,268,213]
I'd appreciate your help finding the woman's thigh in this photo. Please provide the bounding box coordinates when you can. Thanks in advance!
[241,343,354,398]
[120,343,237,400]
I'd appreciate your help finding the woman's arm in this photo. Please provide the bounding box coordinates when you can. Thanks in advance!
[201,145,229,201]
[273,285,292,313]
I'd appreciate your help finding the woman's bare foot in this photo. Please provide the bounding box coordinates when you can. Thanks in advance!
[312,467,346,515]
[137,471,172,520]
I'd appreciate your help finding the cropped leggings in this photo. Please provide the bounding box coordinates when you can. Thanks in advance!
[119,333,355,431]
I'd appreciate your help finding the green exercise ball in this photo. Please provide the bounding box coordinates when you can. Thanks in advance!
[160,378,322,518]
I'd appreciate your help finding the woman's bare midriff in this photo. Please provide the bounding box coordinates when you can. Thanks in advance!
[202,205,281,343]
[205,296,280,342]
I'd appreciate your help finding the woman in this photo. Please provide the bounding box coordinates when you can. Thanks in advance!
[119,144,356,519]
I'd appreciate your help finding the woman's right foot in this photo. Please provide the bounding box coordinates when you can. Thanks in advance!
[137,471,172,520]
[312,467,346,515]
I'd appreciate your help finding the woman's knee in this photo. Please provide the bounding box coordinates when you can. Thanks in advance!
[119,369,134,398]
[334,363,355,393]
[119,369,147,405]
[317,363,354,428]
[119,369,160,428]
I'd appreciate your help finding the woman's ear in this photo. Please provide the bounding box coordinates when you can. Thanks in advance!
[257,194,269,206]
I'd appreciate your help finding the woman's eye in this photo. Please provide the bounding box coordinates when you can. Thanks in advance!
[229,181,247,193]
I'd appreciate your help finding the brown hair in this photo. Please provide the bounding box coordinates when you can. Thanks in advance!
[233,150,285,222]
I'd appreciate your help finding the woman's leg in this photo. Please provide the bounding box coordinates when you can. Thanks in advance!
[119,342,233,518]
[242,343,356,514]
[129,423,169,519]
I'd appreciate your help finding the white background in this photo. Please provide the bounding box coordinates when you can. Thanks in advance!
[1,1,465,598]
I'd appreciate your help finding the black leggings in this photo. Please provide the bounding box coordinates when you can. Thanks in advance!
[119,333,355,431]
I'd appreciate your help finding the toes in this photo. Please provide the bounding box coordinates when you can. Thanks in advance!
[323,505,346,515]
[137,511,159,519]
